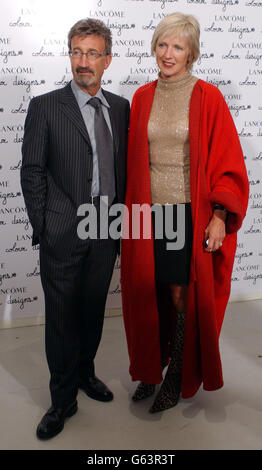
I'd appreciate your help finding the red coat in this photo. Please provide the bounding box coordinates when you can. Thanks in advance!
[121,79,249,398]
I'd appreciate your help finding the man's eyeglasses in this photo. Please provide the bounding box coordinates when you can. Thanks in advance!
[69,50,107,61]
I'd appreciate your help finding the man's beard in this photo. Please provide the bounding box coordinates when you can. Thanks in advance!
[74,67,95,89]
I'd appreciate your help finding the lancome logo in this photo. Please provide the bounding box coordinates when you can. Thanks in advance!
[0,207,28,218]
[224,95,242,102]
[0,66,33,74]
[232,42,262,49]
[44,39,67,46]
[193,68,222,75]
[19,8,36,15]
[89,10,125,18]
[114,40,145,47]
[215,15,246,22]
[0,180,9,189]
[129,66,159,75]
[0,124,24,133]
[0,38,11,45]
[248,69,262,75]
[152,13,167,20]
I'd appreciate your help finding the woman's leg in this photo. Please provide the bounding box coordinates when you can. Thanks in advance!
[132,282,171,402]
[149,284,188,413]
[169,284,188,314]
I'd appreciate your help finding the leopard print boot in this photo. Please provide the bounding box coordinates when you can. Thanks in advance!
[132,382,156,402]
[132,342,167,402]
[149,311,186,413]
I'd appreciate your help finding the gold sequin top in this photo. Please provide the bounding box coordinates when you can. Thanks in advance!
[148,72,198,205]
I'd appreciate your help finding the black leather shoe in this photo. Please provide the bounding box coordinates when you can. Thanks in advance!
[36,400,78,440]
[79,376,113,402]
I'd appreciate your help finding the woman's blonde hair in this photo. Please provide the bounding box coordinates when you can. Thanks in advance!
[151,12,200,71]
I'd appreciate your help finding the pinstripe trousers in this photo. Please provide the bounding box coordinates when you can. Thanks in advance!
[39,205,117,408]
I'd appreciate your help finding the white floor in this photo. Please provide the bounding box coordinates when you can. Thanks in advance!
[0,299,261,450]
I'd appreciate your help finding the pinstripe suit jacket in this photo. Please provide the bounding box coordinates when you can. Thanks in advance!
[21,82,130,258]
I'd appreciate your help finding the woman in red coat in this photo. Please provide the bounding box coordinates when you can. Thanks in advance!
[121,13,249,413]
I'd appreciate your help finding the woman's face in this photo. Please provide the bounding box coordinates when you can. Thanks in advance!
[155,33,190,81]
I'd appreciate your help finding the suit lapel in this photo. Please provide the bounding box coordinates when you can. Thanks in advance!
[58,83,92,147]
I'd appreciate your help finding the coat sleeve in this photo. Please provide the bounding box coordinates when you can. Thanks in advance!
[204,86,249,233]
[21,97,48,239]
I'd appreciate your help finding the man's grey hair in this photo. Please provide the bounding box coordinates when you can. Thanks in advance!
[68,18,112,55]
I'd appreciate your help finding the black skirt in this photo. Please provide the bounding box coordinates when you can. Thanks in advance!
[152,203,193,285]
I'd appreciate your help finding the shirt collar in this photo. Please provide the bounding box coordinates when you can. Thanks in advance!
[71,80,110,110]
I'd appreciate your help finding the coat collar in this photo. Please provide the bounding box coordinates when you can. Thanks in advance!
[58,82,91,145]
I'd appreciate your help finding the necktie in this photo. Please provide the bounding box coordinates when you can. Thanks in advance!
[88,97,115,206]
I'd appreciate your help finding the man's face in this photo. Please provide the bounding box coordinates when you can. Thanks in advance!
[70,34,112,95]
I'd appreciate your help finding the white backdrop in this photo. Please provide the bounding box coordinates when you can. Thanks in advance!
[0,0,262,328]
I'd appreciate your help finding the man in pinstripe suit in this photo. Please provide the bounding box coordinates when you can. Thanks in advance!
[21,18,130,440]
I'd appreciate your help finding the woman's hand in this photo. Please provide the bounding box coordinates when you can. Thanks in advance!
[204,209,227,253]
